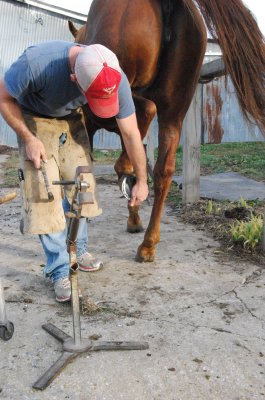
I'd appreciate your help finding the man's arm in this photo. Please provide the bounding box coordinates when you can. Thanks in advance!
[116,113,148,207]
[0,80,47,169]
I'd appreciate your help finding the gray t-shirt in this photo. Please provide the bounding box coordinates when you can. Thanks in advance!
[4,40,135,119]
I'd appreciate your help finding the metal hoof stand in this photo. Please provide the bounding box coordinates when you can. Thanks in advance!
[0,192,16,342]
[33,166,148,390]
[0,279,14,341]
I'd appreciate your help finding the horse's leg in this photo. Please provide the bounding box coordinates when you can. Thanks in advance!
[114,95,157,233]
[137,121,182,260]
[137,3,207,262]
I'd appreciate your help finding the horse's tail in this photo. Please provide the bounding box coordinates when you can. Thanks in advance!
[183,0,265,132]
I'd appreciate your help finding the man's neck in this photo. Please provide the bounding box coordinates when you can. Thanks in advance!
[69,45,84,73]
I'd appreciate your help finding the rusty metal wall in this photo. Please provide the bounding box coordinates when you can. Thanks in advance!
[202,76,264,144]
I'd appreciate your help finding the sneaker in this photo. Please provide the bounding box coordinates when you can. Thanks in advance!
[54,277,83,303]
[77,252,103,272]
[54,277,71,303]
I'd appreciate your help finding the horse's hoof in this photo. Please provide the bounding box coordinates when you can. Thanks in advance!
[127,223,144,233]
[136,245,155,262]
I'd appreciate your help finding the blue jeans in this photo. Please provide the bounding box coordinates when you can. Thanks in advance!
[39,196,88,283]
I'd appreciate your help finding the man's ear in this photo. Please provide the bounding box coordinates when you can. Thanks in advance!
[70,73,77,82]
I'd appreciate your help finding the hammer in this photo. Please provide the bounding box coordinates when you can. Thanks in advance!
[40,161,54,202]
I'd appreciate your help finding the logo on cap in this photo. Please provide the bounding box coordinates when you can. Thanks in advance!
[103,84,116,96]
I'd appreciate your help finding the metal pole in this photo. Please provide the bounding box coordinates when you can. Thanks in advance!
[70,260,81,346]
[0,280,7,324]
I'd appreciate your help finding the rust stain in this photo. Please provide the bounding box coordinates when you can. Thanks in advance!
[205,82,224,143]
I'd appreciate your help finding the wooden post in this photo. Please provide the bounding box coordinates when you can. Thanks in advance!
[182,85,202,204]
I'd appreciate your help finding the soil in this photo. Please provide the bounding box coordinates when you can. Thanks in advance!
[1,148,265,399]
[174,199,265,266]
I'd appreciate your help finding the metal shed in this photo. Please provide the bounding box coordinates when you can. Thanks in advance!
[0,1,263,148]
[0,0,85,146]
[202,76,263,144]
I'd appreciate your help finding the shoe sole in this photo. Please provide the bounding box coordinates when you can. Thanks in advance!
[55,293,83,303]
[78,263,103,272]
[56,296,71,303]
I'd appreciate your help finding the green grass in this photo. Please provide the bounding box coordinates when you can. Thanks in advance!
[0,150,19,188]
[0,142,264,188]
[93,149,121,164]
[174,142,265,181]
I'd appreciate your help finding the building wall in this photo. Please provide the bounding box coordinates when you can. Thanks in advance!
[0,2,263,148]
[202,76,263,144]
[0,0,84,146]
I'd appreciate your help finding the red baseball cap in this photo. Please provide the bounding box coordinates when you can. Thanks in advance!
[75,44,122,118]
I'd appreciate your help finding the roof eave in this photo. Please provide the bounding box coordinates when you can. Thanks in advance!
[14,0,88,21]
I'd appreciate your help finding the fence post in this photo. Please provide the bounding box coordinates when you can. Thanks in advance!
[182,85,202,204]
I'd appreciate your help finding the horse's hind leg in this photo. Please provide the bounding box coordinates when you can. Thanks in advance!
[114,95,157,233]
[137,118,183,261]
[137,4,206,262]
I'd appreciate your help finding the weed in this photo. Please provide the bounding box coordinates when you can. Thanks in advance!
[230,213,263,250]
[238,197,248,208]
[206,199,213,214]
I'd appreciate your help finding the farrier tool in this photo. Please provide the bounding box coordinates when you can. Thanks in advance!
[33,166,148,390]
[40,161,54,201]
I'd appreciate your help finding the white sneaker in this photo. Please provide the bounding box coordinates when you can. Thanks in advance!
[54,277,71,302]
[77,252,103,272]
[54,276,83,303]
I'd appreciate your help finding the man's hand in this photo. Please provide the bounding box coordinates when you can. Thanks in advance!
[116,114,149,207]
[25,136,48,169]
[129,180,149,207]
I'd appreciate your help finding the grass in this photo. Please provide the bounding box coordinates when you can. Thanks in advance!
[174,142,265,181]
[0,141,265,188]
[0,150,20,188]
[93,149,121,164]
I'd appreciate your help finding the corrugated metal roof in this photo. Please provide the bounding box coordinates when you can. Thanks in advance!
[14,0,88,21]
[0,0,85,146]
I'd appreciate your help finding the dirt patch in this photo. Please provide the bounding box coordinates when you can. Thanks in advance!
[170,197,265,266]
[0,145,16,155]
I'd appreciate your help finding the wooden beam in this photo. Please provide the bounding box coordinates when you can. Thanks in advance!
[200,58,225,80]
[182,85,202,204]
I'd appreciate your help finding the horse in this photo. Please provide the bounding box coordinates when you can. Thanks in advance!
[69,0,265,263]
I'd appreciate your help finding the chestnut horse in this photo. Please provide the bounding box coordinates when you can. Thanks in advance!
[69,0,265,262]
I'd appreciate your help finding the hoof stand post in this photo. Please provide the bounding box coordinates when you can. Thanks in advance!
[33,166,148,390]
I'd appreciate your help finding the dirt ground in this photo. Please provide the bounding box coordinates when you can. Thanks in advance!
[178,199,265,266]
[1,162,265,399]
